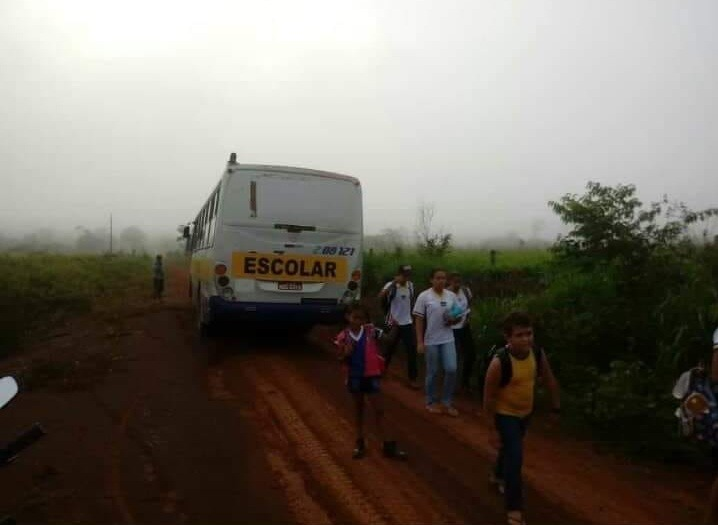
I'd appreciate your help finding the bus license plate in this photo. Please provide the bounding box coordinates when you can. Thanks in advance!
[278,282,303,291]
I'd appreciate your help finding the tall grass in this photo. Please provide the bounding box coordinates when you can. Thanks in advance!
[363,248,551,291]
[0,254,150,353]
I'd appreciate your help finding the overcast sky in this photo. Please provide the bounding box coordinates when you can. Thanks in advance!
[1,0,717,243]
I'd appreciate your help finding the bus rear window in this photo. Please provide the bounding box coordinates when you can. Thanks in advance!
[223,173,361,232]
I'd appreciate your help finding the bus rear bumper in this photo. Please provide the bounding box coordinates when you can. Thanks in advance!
[209,297,345,326]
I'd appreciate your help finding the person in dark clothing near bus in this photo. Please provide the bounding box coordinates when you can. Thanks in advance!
[448,272,477,393]
[153,255,165,300]
[378,264,419,389]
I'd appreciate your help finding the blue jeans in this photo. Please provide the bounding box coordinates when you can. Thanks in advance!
[494,414,530,511]
[424,341,457,406]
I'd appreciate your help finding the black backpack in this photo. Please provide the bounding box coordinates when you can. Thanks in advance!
[487,345,544,387]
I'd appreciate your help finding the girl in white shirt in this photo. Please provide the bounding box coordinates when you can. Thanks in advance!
[413,268,462,416]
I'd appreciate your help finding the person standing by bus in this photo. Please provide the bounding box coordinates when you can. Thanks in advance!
[378,264,419,389]
[153,255,165,301]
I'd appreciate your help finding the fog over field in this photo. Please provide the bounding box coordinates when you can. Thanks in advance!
[1,0,717,248]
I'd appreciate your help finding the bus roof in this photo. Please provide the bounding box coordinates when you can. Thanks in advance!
[229,164,360,185]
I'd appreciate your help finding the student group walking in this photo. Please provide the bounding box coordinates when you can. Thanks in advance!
[334,264,561,525]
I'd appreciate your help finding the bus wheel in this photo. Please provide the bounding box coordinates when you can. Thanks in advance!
[196,293,216,338]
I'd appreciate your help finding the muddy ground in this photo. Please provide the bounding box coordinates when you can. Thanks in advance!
[0,271,710,524]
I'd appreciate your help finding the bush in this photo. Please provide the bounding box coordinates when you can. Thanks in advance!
[364,183,718,462]
[0,254,149,354]
[362,249,551,295]
[530,182,718,459]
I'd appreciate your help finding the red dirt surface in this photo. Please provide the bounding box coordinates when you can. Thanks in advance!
[0,267,710,524]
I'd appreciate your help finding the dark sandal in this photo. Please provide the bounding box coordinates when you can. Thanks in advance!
[353,438,366,459]
[382,440,408,460]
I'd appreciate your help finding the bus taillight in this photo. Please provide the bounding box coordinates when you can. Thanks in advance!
[351,269,361,281]
[215,264,228,276]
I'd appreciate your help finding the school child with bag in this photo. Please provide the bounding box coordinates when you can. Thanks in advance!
[378,264,419,388]
[334,303,408,460]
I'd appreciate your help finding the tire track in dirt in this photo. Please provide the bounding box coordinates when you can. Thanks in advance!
[262,355,466,525]
[264,451,333,525]
[367,327,705,525]
[306,328,574,524]
[240,362,389,525]
[207,364,333,525]
[381,379,688,525]
[284,344,541,524]
[97,390,190,524]
[105,399,138,525]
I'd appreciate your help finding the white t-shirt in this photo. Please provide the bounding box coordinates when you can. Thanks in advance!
[413,288,458,346]
[450,287,472,330]
[382,281,413,326]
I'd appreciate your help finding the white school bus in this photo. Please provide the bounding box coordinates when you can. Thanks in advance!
[182,153,363,334]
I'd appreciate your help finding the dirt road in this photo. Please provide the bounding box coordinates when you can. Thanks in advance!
[0,272,709,524]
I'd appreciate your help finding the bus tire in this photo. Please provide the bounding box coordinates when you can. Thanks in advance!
[196,288,215,338]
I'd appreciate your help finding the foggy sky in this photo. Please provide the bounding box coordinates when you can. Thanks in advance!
[1,0,717,243]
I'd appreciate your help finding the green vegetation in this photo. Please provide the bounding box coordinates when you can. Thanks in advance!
[363,249,551,290]
[365,182,718,462]
[0,254,150,353]
[2,181,716,463]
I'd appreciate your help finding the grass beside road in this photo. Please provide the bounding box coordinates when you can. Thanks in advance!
[0,253,150,354]
[362,248,551,293]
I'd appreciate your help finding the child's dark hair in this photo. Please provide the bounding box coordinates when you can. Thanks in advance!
[429,267,447,279]
[345,302,371,321]
[502,311,533,336]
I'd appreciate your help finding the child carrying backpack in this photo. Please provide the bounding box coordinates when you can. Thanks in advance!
[378,264,419,388]
[335,302,408,460]
[675,328,718,525]
[483,312,561,525]
[673,328,718,448]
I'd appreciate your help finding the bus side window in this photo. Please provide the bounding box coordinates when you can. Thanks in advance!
[191,220,198,252]
[208,191,218,247]
[250,181,257,218]
[197,209,204,251]
[203,203,210,248]
[200,206,207,249]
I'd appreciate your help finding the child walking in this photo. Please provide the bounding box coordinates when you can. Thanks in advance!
[335,303,408,460]
[484,312,561,525]
[153,254,165,300]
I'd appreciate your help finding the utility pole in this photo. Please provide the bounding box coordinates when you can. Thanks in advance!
[110,213,113,255]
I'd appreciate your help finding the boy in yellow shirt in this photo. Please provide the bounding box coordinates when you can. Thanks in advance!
[483,312,561,525]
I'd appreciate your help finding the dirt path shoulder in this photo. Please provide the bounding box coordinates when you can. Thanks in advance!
[0,269,708,525]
